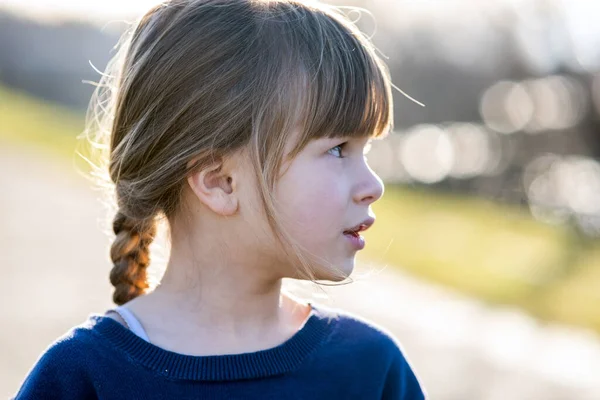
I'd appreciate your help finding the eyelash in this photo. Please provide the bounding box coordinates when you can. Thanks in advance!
[327,140,373,159]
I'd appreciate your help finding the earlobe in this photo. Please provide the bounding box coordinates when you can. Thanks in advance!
[187,163,238,216]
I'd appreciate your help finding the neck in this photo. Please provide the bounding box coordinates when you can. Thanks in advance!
[154,258,287,334]
[125,228,310,355]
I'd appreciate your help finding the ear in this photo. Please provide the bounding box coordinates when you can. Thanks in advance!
[187,159,239,217]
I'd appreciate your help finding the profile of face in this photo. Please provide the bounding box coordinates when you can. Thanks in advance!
[271,132,384,281]
[185,130,384,283]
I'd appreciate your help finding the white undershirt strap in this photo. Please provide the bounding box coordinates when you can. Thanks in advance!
[110,306,150,343]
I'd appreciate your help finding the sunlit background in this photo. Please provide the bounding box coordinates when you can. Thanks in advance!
[1,0,600,399]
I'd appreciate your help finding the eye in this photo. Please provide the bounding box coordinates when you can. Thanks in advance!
[327,143,346,158]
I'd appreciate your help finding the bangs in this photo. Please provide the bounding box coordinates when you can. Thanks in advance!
[276,5,393,155]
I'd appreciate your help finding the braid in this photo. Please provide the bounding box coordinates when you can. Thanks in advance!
[109,211,157,305]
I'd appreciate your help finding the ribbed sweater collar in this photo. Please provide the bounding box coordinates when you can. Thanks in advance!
[88,303,335,381]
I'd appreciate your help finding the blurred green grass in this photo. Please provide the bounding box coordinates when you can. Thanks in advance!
[0,85,83,158]
[2,84,599,333]
[361,188,600,331]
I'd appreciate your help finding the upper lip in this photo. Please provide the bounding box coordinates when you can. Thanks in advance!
[344,217,375,234]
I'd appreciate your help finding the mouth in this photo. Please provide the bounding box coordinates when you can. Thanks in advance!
[343,217,375,237]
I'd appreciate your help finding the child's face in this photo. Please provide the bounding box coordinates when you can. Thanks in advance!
[273,132,384,281]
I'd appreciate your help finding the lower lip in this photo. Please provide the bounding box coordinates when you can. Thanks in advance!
[343,232,365,250]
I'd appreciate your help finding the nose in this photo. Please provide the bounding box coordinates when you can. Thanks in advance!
[353,162,384,205]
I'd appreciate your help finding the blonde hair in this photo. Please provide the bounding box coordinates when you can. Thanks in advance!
[81,0,393,305]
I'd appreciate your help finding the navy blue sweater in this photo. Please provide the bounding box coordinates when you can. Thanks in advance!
[14,303,426,399]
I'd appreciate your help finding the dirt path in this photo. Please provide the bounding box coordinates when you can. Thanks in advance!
[1,141,599,399]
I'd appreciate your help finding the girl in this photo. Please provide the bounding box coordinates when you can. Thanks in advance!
[15,0,425,398]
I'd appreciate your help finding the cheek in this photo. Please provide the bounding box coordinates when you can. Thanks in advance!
[276,165,347,240]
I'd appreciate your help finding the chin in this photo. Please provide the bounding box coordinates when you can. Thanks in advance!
[313,259,355,282]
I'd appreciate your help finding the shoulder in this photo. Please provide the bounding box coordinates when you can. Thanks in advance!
[14,315,109,399]
[313,302,406,357]
[311,303,427,399]
[34,315,109,362]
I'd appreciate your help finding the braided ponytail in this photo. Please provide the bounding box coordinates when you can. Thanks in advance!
[109,211,157,305]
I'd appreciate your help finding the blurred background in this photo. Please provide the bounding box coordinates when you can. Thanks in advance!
[1,0,600,399]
